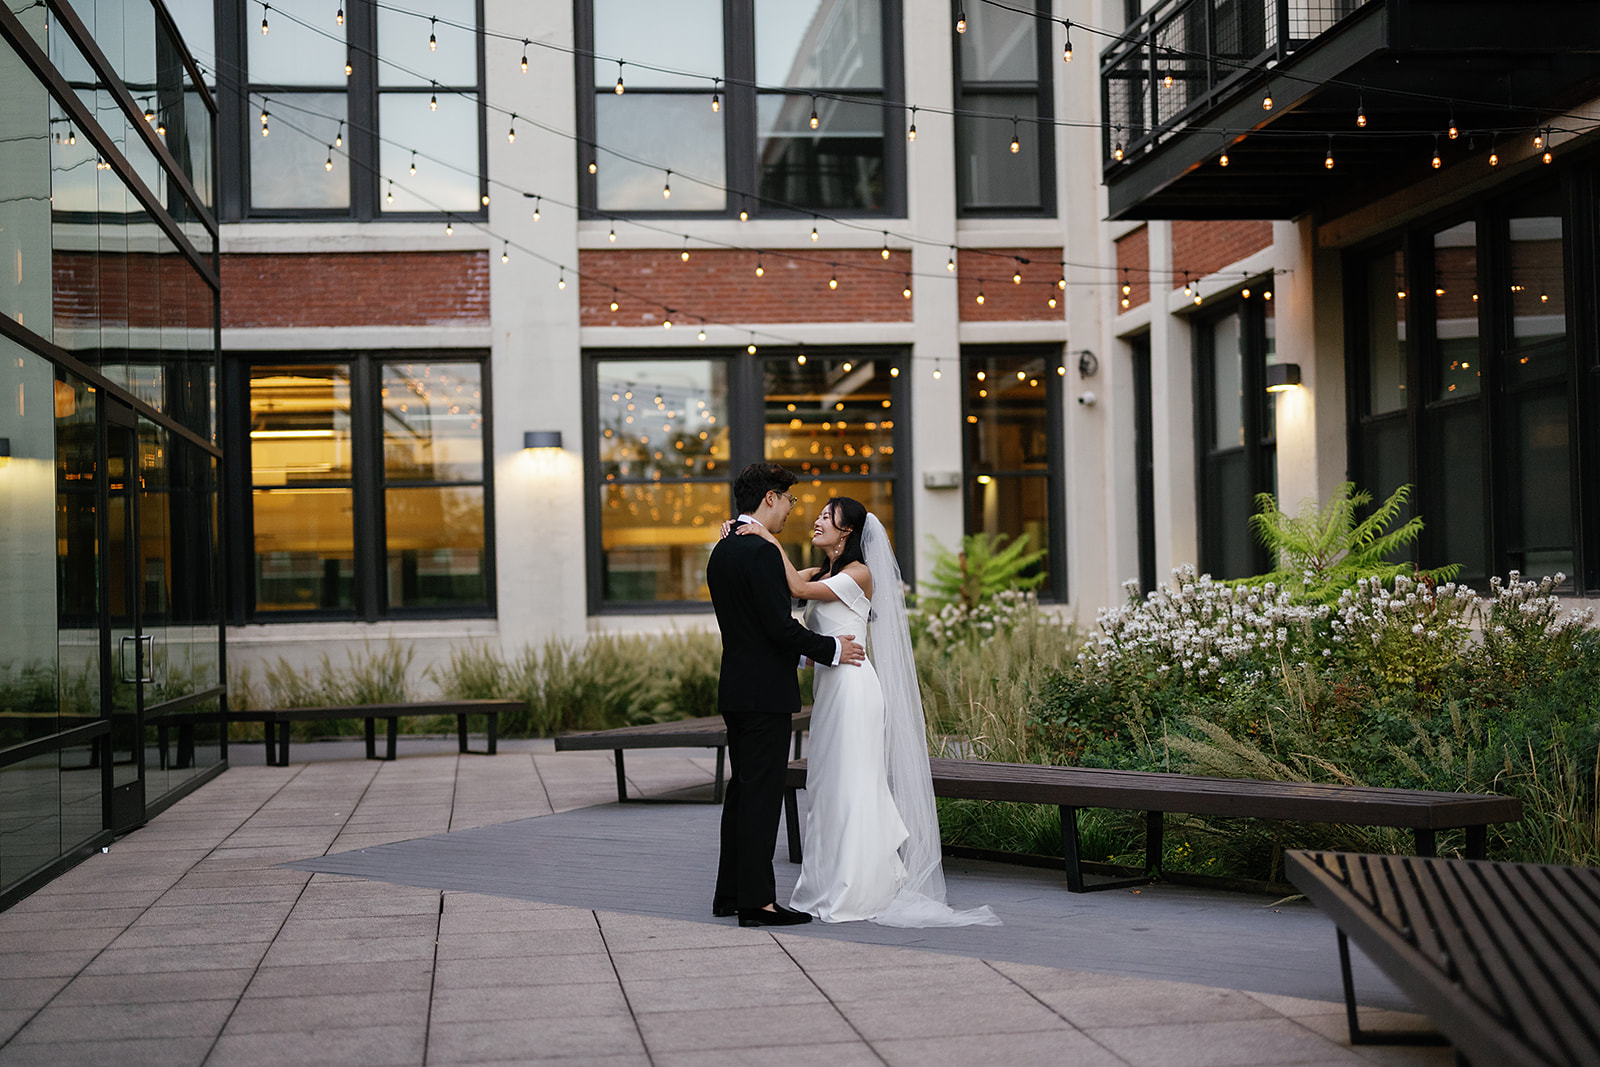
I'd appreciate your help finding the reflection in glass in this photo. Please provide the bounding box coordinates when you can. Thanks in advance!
[1210,310,1243,449]
[957,1,1037,81]
[250,364,353,482]
[601,482,729,602]
[1,41,51,333]
[595,0,723,87]
[596,96,725,212]
[249,0,348,85]
[756,0,882,87]
[379,93,481,212]
[968,474,1048,576]
[1366,250,1407,415]
[1511,391,1571,583]
[963,352,1049,474]
[382,363,484,481]
[1507,200,1565,365]
[250,92,349,209]
[957,96,1040,210]
[1432,221,1478,399]
[253,488,355,610]
[0,756,61,890]
[758,97,883,210]
[763,356,895,478]
[598,360,729,481]
[379,0,477,87]
[385,487,486,607]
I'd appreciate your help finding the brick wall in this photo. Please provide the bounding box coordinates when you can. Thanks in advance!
[221,252,490,328]
[953,248,1064,322]
[578,249,913,326]
[53,251,213,329]
[1114,227,1149,311]
[1170,220,1272,288]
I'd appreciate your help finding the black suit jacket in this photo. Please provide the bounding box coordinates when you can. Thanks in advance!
[706,527,837,716]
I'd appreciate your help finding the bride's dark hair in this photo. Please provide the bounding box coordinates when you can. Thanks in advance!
[823,497,868,578]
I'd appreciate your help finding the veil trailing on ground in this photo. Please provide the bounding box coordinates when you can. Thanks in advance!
[860,514,1000,928]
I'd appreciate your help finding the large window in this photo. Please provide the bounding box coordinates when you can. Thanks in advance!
[953,0,1055,215]
[225,0,485,219]
[235,354,492,618]
[961,346,1064,598]
[1196,294,1276,580]
[586,349,907,609]
[577,0,903,217]
[1350,182,1581,590]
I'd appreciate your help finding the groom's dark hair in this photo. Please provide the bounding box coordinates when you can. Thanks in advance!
[733,462,798,514]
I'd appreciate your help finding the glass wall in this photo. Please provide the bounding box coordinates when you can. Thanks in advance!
[1,0,222,907]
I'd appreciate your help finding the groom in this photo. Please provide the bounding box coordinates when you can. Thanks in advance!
[707,463,864,927]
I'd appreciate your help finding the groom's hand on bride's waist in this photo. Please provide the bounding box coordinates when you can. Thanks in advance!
[837,634,865,666]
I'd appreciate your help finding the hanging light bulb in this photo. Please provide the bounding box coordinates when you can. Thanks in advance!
[610,290,619,311]
[336,5,343,25]
[334,122,343,148]
[608,225,616,242]
[531,196,540,221]
[429,90,438,111]
[386,181,394,204]
[956,9,966,34]
[260,4,269,35]
[1163,69,1174,90]
[1325,136,1334,170]
[662,313,672,329]
[428,17,437,50]
[1047,294,1058,309]
[881,232,891,259]
[144,100,155,124]
[1219,146,1229,167]
[1262,84,1273,111]
[1113,140,1124,162]
[325,146,333,171]
[1010,118,1021,154]
[755,257,764,277]
[1012,269,1022,285]
[409,151,417,174]
[345,61,352,76]
[811,220,819,241]
[1542,131,1553,165]
[907,105,918,142]
[506,114,515,143]
[445,217,453,235]
[903,275,912,299]
[975,286,985,305]
[947,250,956,271]
[1062,20,1073,62]
[1182,276,1193,298]
[748,340,758,354]
[615,60,624,95]
[1431,134,1441,169]
[810,96,819,130]
[933,364,942,380]
[828,267,838,290]
[1448,119,1459,140]
[521,41,529,73]
[739,208,749,221]
[681,239,690,262]
[588,158,597,174]
[797,352,806,365]
[557,269,566,290]
[501,242,509,264]
[1192,285,1202,306]
[711,79,720,112]
[1356,99,1367,128]
[1057,274,1067,290]
[698,327,707,341]
[662,170,671,199]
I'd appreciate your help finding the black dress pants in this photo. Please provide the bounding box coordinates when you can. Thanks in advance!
[714,710,794,909]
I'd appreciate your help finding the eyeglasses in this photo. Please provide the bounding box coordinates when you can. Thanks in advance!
[775,491,798,509]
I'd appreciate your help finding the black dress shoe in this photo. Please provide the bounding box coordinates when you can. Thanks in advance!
[712,900,736,918]
[738,906,813,927]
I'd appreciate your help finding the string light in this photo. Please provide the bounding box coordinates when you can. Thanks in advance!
[325,145,333,170]
[947,248,956,271]
[428,16,437,50]
[828,266,838,290]
[809,96,819,130]
[557,268,566,290]
[903,274,912,299]
[607,224,615,242]
[933,361,942,380]
[531,195,540,220]
[386,180,394,203]
[1182,274,1193,298]
[614,60,624,95]
[754,257,764,277]
[698,327,707,341]
[334,121,343,148]
[955,8,966,34]
[1431,134,1441,169]
[662,311,671,328]
[1448,110,1458,140]
[681,238,690,262]
[975,284,985,305]
[662,170,671,199]
[1010,117,1021,154]
[881,232,891,259]
[1543,130,1553,164]
[260,4,269,35]
[445,217,453,235]
[409,150,416,174]
[345,62,352,77]
[501,241,509,263]
[506,114,515,142]
[1062,20,1073,62]
[1113,125,1124,162]
[1047,293,1057,309]
[610,289,619,311]
[1261,84,1273,111]
[797,352,806,365]
[1324,135,1334,169]
[747,338,758,354]
[711,78,720,112]
[1012,268,1022,284]
[811,219,819,241]
[907,105,917,142]
[588,157,597,174]
[1356,95,1366,128]
[520,40,529,72]
[143,99,155,124]
[336,5,342,26]
[1488,135,1499,167]
[429,87,438,110]
[1192,283,1202,306]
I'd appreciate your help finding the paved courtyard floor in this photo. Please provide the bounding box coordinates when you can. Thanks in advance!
[0,737,1454,1065]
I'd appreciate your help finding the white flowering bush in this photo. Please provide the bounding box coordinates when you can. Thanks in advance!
[1329,573,1477,694]
[1472,572,1595,686]
[914,587,1039,647]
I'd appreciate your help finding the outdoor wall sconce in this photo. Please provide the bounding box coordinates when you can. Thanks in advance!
[1265,363,1302,393]
[523,431,563,450]
[0,437,9,467]
[1076,350,1099,378]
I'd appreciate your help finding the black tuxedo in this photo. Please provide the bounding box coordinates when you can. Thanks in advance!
[707,524,838,910]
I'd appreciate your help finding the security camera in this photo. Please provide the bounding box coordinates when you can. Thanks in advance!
[1077,391,1097,407]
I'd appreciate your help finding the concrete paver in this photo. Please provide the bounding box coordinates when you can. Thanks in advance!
[0,736,1454,1065]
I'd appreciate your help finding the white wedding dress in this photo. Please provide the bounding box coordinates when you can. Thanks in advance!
[788,543,999,928]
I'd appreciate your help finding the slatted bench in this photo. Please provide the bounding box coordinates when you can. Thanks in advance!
[555,710,809,804]
[1288,849,1600,1063]
[784,758,1522,894]
[231,700,520,766]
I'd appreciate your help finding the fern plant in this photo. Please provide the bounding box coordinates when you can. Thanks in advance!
[1248,482,1458,605]
[921,531,1047,611]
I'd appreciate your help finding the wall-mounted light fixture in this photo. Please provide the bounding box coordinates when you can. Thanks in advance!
[0,437,9,467]
[1076,350,1099,378]
[1265,363,1302,393]
[523,431,563,450]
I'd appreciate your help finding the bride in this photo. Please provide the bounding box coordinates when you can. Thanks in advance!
[737,497,998,928]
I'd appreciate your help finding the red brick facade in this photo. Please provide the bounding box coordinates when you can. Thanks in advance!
[578,249,913,326]
[220,252,490,328]
[53,251,214,330]
[1114,227,1150,311]
[1170,220,1273,288]
[953,248,1064,322]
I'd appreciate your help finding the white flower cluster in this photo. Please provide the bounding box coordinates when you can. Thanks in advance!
[1079,565,1326,686]
[917,588,1038,645]
[1329,573,1476,653]
[1483,572,1594,637]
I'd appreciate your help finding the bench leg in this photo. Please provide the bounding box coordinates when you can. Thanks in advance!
[614,749,629,803]
[364,718,377,760]
[713,746,726,804]
[1060,805,1157,894]
[276,722,290,767]
[1061,805,1086,893]
[1338,929,1449,1047]
[264,726,275,767]
[1463,825,1486,860]
[1414,828,1436,857]
[1144,810,1164,877]
[792,728,803,760]
[785,787,803,863]
[386,718,398,760]
[487,713,497,755]
[457,713,469,753]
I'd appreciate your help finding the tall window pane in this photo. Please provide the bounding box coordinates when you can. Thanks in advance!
[596,0,723,87]
[1366,249,1407,415]
[1211,309,1243,449]
[378,0,476,87]
[755,0,882,87]
[249,0,346,84]
[954,0,1051,214]
[378,93,480,212]
[596,96,725,212]
[962,350,1054,591]
[249,92,349,209]
[1432,221,1478,398]
[1506,194,1565,375]
[382,362,484,481]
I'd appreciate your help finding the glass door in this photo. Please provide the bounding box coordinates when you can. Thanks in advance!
[105,401,146,832]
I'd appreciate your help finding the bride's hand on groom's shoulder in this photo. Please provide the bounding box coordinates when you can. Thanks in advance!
[718,519,735,540]
[736,522,779,546]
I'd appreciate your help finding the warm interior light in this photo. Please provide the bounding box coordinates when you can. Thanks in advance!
[250,429,336,439]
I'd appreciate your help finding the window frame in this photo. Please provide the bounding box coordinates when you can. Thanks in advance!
[950,0,1057,218]
[225,349,496,622]
[1194,292,1275,580]
[217,0,489,222]
[582,346,911,614]
[572,0,907,220]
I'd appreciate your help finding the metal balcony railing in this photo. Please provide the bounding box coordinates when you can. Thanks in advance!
[1100,0,1368,170]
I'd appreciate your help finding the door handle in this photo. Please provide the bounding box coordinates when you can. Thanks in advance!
[120,635,154,684]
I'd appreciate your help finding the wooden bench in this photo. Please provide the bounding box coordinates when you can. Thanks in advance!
[784,758,1522,893]
[231,700,520,766]
[555,710,809,804]
[1287,849,1600,1063]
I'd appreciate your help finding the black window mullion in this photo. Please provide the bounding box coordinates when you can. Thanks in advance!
[350,355,381,619]
[349,0,378,220]
[723,0,755,216]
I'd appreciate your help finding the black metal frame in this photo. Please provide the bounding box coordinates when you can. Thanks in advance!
[582,347,912,614]
[572,0,906,220]
[957,344,1068,602]
[1129,332,1158,594]
[225,349,497,623]
[950,0,1057,218]
[216,0,489,221]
